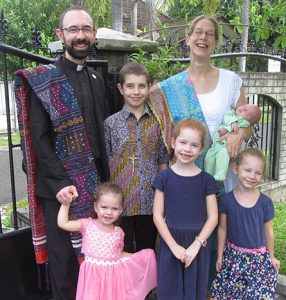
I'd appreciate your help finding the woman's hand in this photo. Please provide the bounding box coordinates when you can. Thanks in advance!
[225,131,244,159]
[216,127,252,159]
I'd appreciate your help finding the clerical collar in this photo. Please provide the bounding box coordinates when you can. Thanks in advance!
[61,56,86,72]
[76,65,85,72]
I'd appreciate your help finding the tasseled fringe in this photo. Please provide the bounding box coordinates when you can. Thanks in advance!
[37,262,50,291]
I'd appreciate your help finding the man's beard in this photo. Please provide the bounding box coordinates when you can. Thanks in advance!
[64,38,94,59]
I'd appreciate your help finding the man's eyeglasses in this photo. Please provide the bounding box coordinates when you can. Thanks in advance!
[61,26,95,34]
[192,29,216,38]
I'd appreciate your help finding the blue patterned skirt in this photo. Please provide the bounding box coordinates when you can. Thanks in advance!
[210,244,278,299]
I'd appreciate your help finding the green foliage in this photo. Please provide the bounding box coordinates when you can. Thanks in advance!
[2,197,28,228]
[85,0,112,28]
[0,0,72,77]
[0,0,71,47]
[129,47,184,82]
[0,131,21,148]
[158,0,221,18]
[203,0,221,15]
[273,202,286,275]
[212,57,239,72]
[218,0,286,51]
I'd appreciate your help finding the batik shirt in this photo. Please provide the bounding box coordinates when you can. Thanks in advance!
[104,104,169,216]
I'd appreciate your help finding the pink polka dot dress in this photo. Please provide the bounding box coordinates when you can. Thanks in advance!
[76,218,157,300]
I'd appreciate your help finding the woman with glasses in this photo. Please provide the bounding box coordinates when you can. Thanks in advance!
[148,15,251,300]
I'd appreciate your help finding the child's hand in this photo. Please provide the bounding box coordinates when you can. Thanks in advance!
[231,122,239,134]
[170,244,186,262]
[217,128,227,137]
[183,241,201,268]
[216,255,223,272]
[271,257,280,272]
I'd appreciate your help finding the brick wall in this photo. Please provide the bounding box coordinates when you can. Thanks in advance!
[241,72,286,202]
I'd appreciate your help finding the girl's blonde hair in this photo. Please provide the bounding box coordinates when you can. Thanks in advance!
[90,182,124,219]
[188,15,220,41]
[234,148,265,172]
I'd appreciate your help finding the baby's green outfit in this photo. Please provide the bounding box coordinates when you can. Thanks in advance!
[205,109,250,181]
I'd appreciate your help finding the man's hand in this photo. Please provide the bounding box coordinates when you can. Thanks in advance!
[56,185,78,205]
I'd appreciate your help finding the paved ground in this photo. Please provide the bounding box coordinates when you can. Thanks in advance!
[0,148,27,206]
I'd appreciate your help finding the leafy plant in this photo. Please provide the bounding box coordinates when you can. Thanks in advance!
[2,197,28,228]
[129,46,184,82]
[273,202,286,275]
[220,0,286,51]
[0,131,21,148]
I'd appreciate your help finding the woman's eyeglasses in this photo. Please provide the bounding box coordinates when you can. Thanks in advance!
[191,29,215,38]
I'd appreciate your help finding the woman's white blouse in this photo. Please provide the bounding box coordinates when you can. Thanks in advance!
[197,68,243,138]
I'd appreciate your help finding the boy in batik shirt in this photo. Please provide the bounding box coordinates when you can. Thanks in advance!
[104,62,169,252]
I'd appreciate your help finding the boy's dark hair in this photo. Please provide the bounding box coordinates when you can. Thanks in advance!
[59,6,93,28]
[119,62,152,85]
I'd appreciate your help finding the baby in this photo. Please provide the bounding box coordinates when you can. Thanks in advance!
[205,104,261,181]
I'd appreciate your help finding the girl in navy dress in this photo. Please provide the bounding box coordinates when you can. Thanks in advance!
[210,148,280,299]
[153,119,218,300]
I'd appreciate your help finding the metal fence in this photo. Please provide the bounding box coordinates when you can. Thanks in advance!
[246,94,280,181]
[0,81,17,133]
[0,10,285,234]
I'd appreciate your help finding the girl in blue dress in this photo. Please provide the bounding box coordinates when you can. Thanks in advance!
[210,148,280,299]
[153,119,218,300]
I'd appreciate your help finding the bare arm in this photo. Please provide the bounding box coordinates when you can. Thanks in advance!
[153,189,185,261]
[216,213,227,272]
[184,194,218,268]
[57,203,81,232]
[265,220,280,272]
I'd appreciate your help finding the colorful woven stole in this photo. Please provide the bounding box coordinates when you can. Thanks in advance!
[148,70,212,168]
[14,65,99,264]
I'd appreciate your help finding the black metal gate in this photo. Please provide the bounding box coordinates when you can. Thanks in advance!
[0,8,285,299]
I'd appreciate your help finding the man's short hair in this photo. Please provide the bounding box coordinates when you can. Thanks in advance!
[59,6,93,28]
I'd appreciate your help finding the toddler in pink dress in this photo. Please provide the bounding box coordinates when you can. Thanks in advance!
[57,182,157,300]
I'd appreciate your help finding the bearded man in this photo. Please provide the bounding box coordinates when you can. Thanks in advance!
[14,6,109,300]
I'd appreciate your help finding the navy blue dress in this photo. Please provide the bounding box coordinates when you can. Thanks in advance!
[210,191,277,299]
[153,168,217,300]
